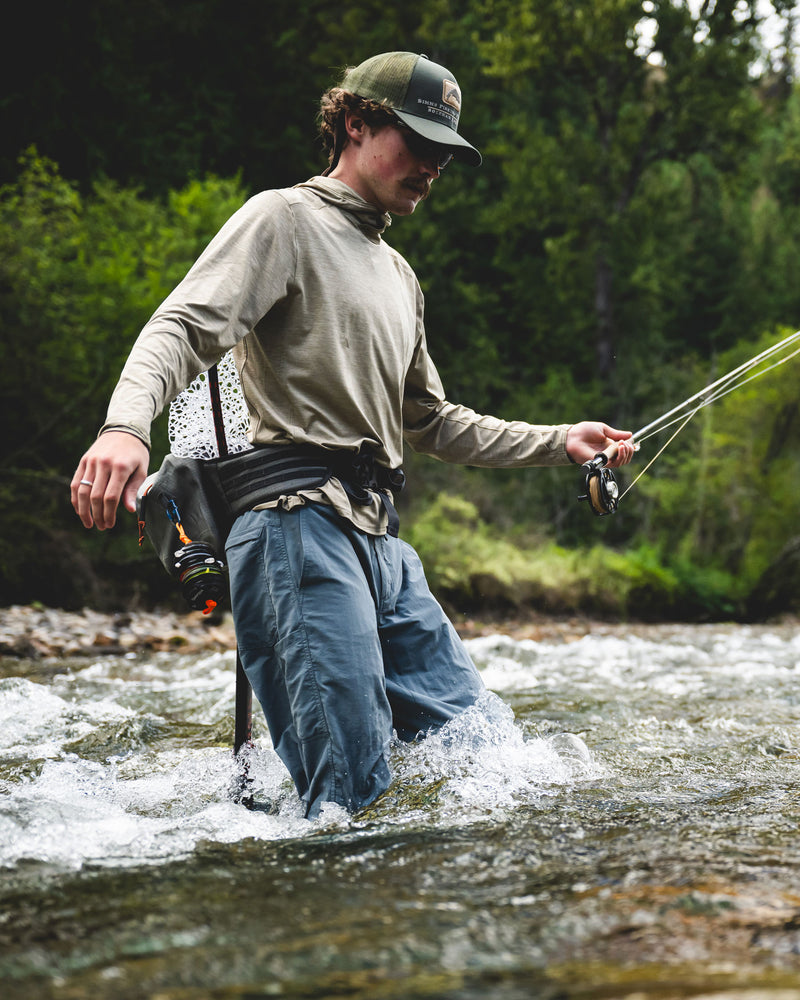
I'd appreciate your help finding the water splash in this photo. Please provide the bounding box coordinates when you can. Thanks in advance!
[0,652,601,870]
[0,742,315,870]
[4,625,800,873]
[365,691,602,826]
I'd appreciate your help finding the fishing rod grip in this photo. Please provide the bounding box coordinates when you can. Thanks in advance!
[581,437,640,471]
[582,440,619,471]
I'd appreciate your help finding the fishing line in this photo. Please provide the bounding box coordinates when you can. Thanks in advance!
[631,330,800,446]
[618,408,698,502]
[579,328,800,516]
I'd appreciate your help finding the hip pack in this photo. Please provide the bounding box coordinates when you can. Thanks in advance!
[136,455,232,615]
[136,445,404,613]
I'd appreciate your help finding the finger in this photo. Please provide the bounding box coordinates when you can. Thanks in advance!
[101,454,148,528]
[71,463,97,529]
[603,424,633,442]
[87,469,113,531]
[608,440,636,467]
[96,466,127,531]
[122,470,146,514]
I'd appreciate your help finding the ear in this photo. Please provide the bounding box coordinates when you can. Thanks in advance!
[342,110,368,144]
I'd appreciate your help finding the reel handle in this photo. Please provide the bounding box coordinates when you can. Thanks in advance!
[582,437,639,472]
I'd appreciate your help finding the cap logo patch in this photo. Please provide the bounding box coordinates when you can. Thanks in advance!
[442,80,461,112]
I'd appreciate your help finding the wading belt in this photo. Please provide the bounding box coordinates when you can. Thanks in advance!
[210,443,405,537]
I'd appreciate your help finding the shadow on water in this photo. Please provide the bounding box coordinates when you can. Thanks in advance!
[3,624,800,998]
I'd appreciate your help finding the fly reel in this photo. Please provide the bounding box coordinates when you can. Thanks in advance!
[578,456,620,516]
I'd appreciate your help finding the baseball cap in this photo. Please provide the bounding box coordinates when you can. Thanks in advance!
[340,51,482,166]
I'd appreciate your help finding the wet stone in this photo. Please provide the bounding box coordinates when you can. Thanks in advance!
[0,604,237,660]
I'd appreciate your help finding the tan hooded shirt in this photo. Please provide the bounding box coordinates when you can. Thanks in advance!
[102,177,570,533]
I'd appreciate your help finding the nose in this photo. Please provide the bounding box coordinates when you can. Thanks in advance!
[419,156,440,179]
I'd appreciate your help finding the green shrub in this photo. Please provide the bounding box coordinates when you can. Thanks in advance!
[0,150,249,608]
[406,494,737,621]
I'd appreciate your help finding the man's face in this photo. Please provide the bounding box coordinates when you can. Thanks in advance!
[334,115,450,216]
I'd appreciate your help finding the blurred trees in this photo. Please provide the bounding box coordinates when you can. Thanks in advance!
[474,0,762,394]
[0,151,248,472]
[1,0,799,615]
[0,152,248,606]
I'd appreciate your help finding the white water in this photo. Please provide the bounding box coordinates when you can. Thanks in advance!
[0,661,600,870]
[5,622,800,1000]
[2,624,800,873]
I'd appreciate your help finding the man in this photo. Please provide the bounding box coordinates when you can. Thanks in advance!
[71,51,633,817]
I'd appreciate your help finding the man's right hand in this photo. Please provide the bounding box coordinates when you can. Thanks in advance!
[70,431,150,531]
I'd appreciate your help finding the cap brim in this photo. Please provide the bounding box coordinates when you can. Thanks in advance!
[394,110,482,166]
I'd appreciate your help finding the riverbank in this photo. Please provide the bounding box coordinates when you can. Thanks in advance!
[4,602,795,660]
[0,604,237,659]
[0,603,677,660]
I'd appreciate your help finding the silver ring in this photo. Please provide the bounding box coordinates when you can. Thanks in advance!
[79,479,94,487]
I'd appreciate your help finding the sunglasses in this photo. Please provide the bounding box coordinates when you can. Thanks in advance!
[391,120,454,171]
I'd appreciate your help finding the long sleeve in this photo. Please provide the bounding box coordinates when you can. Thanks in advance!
[402,334,570,468]
[101,191,297,447]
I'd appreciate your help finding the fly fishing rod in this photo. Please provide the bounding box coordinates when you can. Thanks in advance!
[579,329,800,515]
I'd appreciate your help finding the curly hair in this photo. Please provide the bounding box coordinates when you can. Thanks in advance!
[318,86,397,169]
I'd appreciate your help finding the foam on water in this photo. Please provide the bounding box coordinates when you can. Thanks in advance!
[5,625,799,872]
[0,676,137,756]
[0,740,323,870]
[465,628,800,700]
[0,662,315,869]
[373,690,602,825]
[0,650,602,868]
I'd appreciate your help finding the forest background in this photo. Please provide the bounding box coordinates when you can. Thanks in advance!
[2,0,799,623]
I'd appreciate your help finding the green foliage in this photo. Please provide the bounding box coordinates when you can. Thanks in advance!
[0,149,248,470]
[406,494,737,619]
[405,493,548,606]
[475,0,764,401]
[1,1,799,615]
[0,151,248,606]
[739,84,800,331]
[633,328,800,594]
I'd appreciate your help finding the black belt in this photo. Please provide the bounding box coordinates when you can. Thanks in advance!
[208,443,405,536]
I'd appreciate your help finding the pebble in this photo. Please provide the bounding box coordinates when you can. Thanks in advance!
[4,603,789,661]
[0,603,599,660]
[0,604,237,659]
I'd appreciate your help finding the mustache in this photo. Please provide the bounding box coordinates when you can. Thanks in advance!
[405,179,432,200]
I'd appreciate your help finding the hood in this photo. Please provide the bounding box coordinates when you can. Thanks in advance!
[296,176,392,239]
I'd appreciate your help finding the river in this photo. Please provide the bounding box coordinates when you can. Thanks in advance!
[3,618,800,998]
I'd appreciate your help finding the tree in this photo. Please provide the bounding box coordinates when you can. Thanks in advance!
[475,0,764,397]
[0,151,248,606]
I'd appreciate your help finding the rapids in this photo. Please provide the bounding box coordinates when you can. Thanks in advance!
[3,620,800,998]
